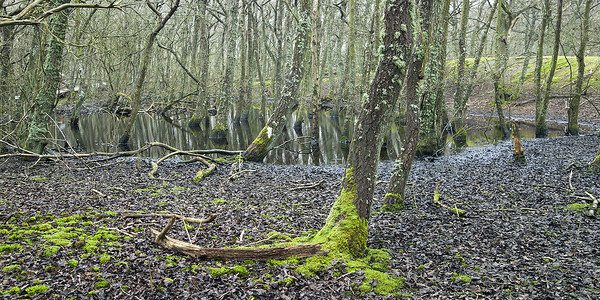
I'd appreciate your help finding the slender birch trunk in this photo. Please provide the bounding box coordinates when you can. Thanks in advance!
[566,0,591,136]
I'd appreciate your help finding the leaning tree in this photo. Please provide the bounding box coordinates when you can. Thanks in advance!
[311,0,413,257]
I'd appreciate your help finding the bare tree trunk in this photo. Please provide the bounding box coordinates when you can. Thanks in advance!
[188,0,209,129]
[119,0,180,149]
[25,0,70,154]
[512,10,537,101]
[310,0,322,157]
[235,0,248,125]
[566,0,591,136]
[212,0,239,141]
[536,0,562,138]
[461,0,498,120]
[312,0,413,258]
[253,8,267,122]
[533,0,550,136]
[0,26,13,115]
[242,0,311,162]
[273,0,285,102]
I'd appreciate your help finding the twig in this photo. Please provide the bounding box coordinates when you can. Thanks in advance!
[228,169,256,181]
[92,189,106,197]
[290,179,324,191]
[155,216,176,243]
[122,212,217,224]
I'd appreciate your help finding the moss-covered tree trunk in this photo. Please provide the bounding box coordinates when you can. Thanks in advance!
[119,0,180,149]
[313,0,413,258]
[451,0,470,147]
[242,0,311,162]
[188,0,210,129]
[566,0,591,136]
[212,0,239,140]
[491,0,511,140]
[25,0,70,154]
[536,0,562,138]
[417,0,448,156]
[383,0,432,209]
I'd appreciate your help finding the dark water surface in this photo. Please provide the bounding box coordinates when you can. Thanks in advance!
[52,109,598,165]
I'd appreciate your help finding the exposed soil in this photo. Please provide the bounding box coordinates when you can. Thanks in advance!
[1,134,599,299]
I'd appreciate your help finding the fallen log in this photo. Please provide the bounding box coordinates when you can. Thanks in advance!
[150,229,328,261]
[146,213,327,261]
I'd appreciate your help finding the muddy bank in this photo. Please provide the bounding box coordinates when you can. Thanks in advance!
[1,135,599,299]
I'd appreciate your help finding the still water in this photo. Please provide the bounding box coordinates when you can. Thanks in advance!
[51,109,595,165]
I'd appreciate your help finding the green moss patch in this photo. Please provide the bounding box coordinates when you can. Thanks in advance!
[208,265,249,277]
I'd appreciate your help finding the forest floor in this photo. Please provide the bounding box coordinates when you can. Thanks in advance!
[1,133,599,299]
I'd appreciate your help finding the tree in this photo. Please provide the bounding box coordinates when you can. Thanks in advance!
[187,0,210,129]
[533,0,550,137]
[491,0,513,140]
[451,0,470,147]
[119,0,180,149]
[211,0,239,142]
[312,0,413,257]
[566,0,592,136]
[383,0,432,209]
[242,0,311,162]
[25,0,71,154]
[417,0,449,156]
[536,0,563,138]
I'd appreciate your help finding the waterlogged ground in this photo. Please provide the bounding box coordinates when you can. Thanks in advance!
[1,135,600,299]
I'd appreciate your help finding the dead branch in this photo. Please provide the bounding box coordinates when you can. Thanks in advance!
[433,180,467,217]
[122,212,218,224]
[290,179,324,191]
[193,163,216,182]
[584,191,598,217]
[150,228,328,261]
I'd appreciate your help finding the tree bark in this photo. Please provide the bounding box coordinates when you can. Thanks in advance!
[242,0,311,162]
[25,0,70,154]
[119,0,180,149]
[313,0,413,257]
[536,0,562,138]
[566,0,591,136]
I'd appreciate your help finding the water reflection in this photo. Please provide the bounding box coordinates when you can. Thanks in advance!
[52,108,596,165]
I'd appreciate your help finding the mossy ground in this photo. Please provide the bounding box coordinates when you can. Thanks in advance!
[0,210,130,297]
